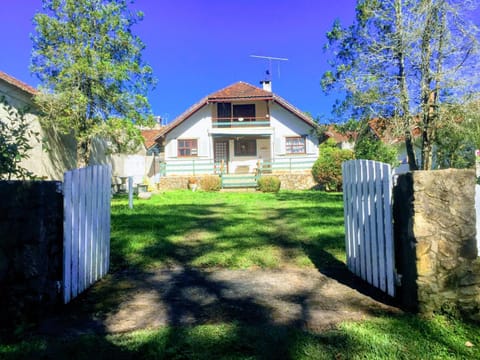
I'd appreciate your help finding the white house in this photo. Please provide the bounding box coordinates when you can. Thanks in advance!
[155,81,319,175]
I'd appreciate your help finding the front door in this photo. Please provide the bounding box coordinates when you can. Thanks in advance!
[214,140,229,174]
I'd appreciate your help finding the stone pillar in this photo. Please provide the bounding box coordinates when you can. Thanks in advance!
[0,181,63,332]
[394,169,480,321]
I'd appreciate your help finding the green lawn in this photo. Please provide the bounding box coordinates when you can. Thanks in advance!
[2,315,480,359]
[2,190,480,359]
[110,190,346,271]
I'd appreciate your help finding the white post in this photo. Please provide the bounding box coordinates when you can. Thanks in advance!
[128,176,133,210]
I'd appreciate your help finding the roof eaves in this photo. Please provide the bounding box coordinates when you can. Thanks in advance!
[272,94,317,128]
[0,71,37,96]
[154,96,208,139]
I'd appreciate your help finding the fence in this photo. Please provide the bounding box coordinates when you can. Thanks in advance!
[260,157,316,173]
[63,164,111,304]
[342,159,396,297]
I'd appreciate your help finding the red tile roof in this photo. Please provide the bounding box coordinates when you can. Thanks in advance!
[0,70,37,96]
[368,117,421,144]
[325,126,357,143]
[208,81,273,100]
[156,81,316,138]
[141,129,163,149]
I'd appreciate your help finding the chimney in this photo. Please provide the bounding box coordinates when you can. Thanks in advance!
[260,79,272,92]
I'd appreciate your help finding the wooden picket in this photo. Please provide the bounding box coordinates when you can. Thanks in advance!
[476,184,480,255]
[342,160,396,297]
[63,164,111,304]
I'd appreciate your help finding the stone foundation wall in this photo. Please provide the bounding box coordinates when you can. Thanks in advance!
[394,169,480,321]
[0,181,63,332]
[156,173,316,191]
[275,172,317,190]
[157,175,199,191]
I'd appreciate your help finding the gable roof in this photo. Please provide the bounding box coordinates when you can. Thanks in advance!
[0,71,37,96]
[325,125,357,143]
[141,129,164,149]
[208,81,273,101]
[156,81,317,139]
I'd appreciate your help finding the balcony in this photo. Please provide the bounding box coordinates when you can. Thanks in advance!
[212,116,270,128]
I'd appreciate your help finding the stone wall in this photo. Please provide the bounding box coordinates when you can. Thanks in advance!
[394,169,480,321]
[156,173,316,191]
[0,181,63,332]
[275,172,317,190]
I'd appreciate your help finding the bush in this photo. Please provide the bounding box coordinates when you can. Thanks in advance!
[200,175,221,191]
[257,176,281,192]
[312,138,354,191]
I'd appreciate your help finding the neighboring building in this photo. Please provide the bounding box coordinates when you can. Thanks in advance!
[154,81,320,175]
[324,125,356,150]
[0,70,76,180]
[367,117,422,172]
[141,128,165,157]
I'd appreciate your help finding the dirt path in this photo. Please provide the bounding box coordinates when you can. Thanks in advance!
[39,266,401,335]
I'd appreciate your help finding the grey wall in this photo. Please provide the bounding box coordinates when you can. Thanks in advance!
[0,181,63,331]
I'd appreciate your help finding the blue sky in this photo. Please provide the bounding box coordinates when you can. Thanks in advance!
[0,0,359,123]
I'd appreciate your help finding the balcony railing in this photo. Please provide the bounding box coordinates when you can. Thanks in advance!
[212,116,270,128]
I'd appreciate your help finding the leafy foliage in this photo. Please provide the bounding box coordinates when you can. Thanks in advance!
[322,0,480,170]
[31,0,155,166]
[199,175,221,192]
[434,101,480,169]
[312,138,354,191]
[0,97,38,180]
[256,176,281,193]
[354,129,399,167]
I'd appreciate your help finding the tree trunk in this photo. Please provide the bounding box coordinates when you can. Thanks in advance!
[419,0,435,170]
[76,138,90,168]
[395,0,418,170]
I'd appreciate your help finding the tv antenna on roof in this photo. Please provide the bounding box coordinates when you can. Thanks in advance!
[250,54,288,79]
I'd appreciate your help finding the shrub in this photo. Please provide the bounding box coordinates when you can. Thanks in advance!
[312,138,354,191]
[257,176,281,192]
[0,97,38,180]
[200,175,221,192]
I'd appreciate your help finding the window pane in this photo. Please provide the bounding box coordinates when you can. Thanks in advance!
[217,103,231,119]
[234,139,256,156]
[286,137,305,154]
[233,104,255,121]
[178,139,198,157]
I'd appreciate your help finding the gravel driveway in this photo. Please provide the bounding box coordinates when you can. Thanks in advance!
[40,265,401,335]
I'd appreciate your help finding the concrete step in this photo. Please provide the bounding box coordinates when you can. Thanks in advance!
[221,174,258,188]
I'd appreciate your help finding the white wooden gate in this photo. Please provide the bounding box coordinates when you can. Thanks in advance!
[63,165,111,304]
[342,160,396,297]
[476,184,480,255]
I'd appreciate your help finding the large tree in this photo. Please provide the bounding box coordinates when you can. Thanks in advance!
[322,0,480,170]
[31,0,155,167]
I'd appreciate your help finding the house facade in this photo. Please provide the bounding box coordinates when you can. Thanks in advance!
[155,81,319,175]
[0,70,76,180]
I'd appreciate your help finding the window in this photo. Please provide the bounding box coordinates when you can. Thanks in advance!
[233,104,255,122]
[178,139,198,157]
[217,102,231,119]
[216,103,256,121]
[286,137,306,154]
[234,139,256,156]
